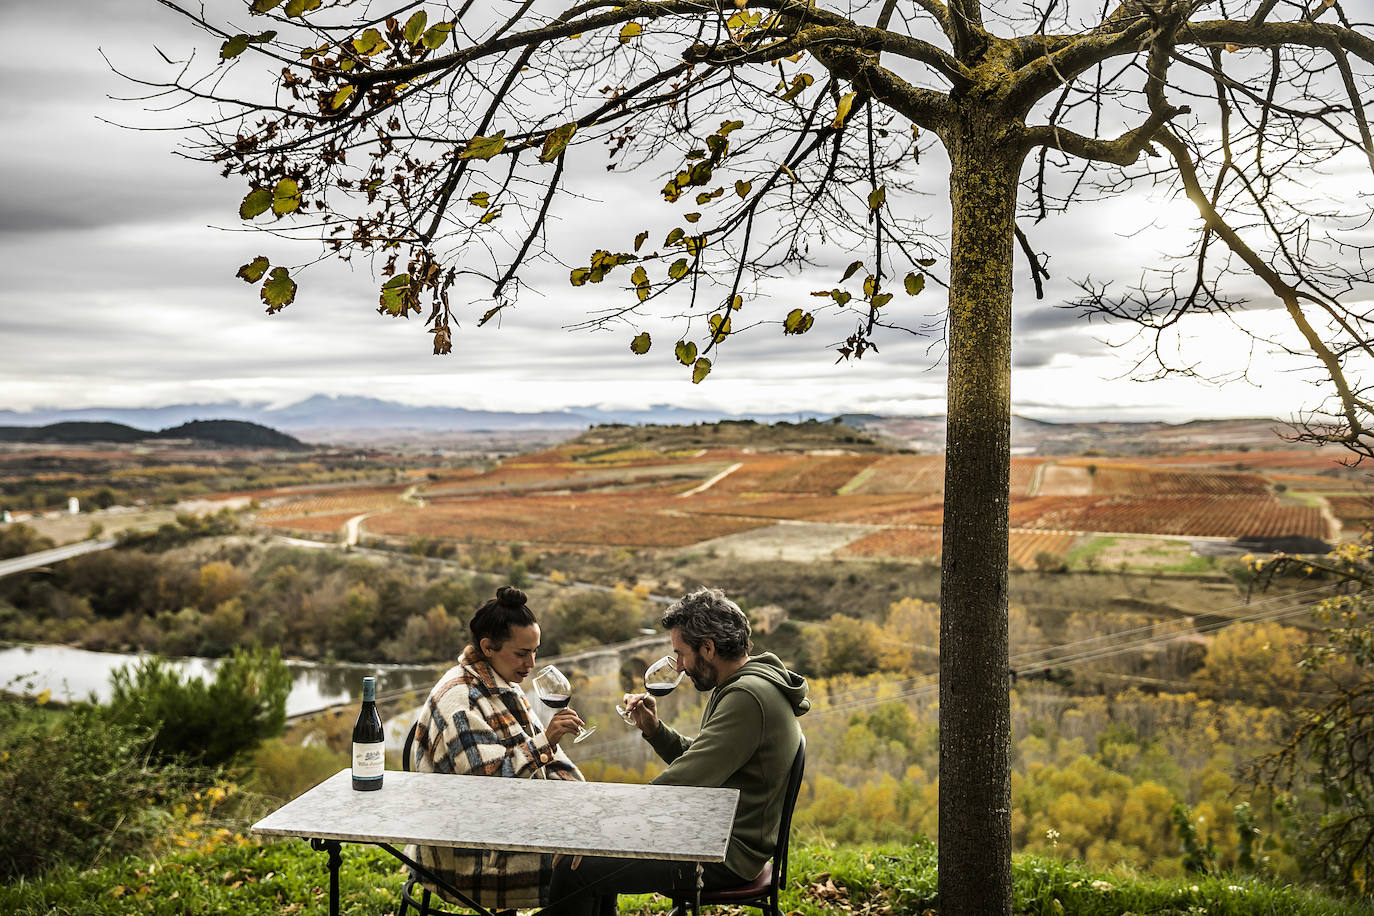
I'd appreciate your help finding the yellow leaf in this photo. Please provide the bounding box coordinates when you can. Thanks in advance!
[783,308,813,335]
[832,91,857,128]
[35,689,51,705]
[539,122,578,163]
[619,22,642,43]
[458,131,506,161]
[692,357,712,384]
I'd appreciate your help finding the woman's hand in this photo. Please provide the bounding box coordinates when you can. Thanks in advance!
[544,708,586,747]
[620,692,659,735]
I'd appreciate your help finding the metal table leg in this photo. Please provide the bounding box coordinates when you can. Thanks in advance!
[310,838,343,916]
[380,842,500,916]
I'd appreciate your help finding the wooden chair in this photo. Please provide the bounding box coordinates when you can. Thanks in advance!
[670,735,807,916]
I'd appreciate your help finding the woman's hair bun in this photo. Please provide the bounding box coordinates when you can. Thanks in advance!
[495,585,528,608]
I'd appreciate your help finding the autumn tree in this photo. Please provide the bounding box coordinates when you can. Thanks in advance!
[139,1,1374,911]
[1247,538,1374,892]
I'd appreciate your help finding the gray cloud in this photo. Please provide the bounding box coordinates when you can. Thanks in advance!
[0,2,1357,423]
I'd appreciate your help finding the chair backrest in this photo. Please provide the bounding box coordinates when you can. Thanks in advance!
[772,734,807,890]
[402,721,418,772]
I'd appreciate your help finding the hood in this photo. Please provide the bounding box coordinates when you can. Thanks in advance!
[726,652,811,716]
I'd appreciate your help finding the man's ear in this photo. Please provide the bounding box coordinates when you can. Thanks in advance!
[699,638,716,661]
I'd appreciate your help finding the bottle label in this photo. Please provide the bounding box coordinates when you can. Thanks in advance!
[353,741,385,779]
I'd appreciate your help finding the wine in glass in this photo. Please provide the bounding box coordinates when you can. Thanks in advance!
[617,655,684,725]
[533,665,596,744]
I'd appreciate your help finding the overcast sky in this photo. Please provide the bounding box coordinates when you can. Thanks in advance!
[0,1,1361,425]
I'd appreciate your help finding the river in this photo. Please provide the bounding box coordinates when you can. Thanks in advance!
[0,643,445,718]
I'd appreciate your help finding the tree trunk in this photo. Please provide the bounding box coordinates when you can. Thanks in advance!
[938,112,1021,916]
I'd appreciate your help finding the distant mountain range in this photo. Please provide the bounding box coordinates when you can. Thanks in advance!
[0,420,306,450]
[0,395,830,435]
[0,396,1297,454]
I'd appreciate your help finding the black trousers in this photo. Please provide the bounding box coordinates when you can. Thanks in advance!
[541,855,744,916]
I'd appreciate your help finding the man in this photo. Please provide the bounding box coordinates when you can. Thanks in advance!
[543,586,810,916]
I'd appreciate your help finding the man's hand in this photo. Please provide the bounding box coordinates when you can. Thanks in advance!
[620,692,659,735]
[545,708,586,747]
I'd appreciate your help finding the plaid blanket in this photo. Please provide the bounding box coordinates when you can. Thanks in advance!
[405,646,583,909]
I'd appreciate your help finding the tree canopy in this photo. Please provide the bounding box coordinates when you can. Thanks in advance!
[140,1,1374,911]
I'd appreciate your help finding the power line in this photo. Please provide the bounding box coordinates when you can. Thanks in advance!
[585,582,1355,764]
[810,581,1344,709]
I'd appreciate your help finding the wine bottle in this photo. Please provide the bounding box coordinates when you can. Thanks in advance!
[352,676,385,791]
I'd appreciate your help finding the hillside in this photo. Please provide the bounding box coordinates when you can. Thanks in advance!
[151,420,306,450]
[571,418,891,453]
[0,420,304,450]
[0,422,144,444]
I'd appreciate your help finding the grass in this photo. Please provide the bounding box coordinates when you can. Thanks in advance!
[4,838,1370,916]
[1065,536,1118,570]
[1156,553,1222,575]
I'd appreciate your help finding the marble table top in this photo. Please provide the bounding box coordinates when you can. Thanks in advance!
[252,769,739,863]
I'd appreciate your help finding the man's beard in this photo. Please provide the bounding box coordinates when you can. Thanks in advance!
[688,655,718,691]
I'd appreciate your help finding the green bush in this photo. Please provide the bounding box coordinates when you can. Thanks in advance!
[241,737,346,804]
[114,508,240,552]
[543,585,646,653]
[0,522,55,560]
[109,648,290,768]
[0,697,209,880]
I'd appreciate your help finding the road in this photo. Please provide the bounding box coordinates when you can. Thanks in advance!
[0,538,117,580]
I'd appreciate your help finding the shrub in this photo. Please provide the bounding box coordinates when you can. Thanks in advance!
[115,508,240,552]
[0,696,209,880]
[109,647,290,768]
[241,737,346,804]
[0,522,56,560]
[543,584,645,653]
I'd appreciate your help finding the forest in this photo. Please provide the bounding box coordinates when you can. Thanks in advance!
[2,510,1369,897]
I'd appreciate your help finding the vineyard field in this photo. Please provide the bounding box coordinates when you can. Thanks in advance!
[259,510,369,533]
[366,492,769,548]
[1013,495,1328,539]
[838,527,1079,565]
[240,440,1351,562]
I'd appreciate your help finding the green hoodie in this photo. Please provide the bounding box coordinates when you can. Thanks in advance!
[646,652,810,880]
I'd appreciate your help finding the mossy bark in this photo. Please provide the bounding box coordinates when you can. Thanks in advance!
[938,106,1022,916]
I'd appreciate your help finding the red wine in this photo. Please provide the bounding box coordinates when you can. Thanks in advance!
[352,676,385,791]
[646,683,677,697]
[541,693,571,709]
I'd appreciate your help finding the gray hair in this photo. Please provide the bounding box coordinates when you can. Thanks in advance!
[661,587,752,660]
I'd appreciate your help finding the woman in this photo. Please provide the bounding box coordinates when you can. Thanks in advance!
[406,585,585,910]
